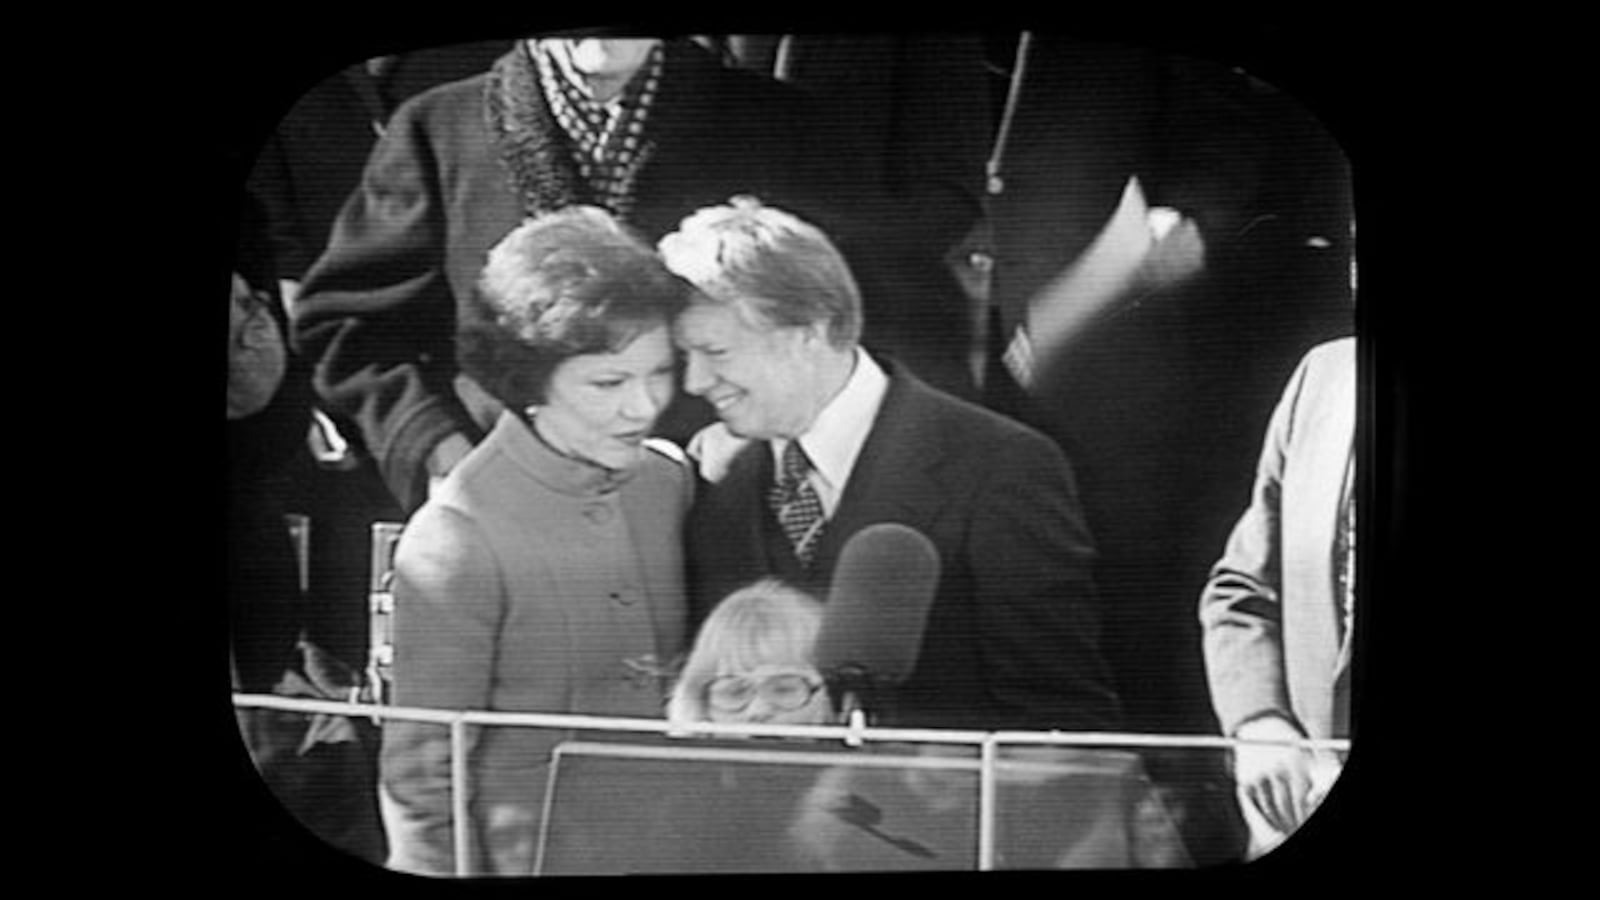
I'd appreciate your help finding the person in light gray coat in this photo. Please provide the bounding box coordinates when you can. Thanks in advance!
[379,206,692,876]
[1200,336,1356,857]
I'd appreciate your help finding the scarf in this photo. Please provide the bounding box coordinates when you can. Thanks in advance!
[485,41,666,222]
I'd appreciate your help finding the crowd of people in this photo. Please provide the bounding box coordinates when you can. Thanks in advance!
[226,32,1356,875]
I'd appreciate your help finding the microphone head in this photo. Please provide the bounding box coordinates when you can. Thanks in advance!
[814,522,941,685]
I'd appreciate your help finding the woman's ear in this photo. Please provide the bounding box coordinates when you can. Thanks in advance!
[805,320,833,348]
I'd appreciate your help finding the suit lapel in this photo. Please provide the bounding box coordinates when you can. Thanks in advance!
[702,364,957,588]
[815,366,953,572]
[723,438,779,563]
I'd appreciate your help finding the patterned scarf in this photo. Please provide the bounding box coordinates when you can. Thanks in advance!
[485,41,664,222]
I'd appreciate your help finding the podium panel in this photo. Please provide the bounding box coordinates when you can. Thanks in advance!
[533,738,1193,874]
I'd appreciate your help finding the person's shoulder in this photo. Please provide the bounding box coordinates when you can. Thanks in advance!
[422,463,489,522]
[434,418,521,504]
[1282,335,1356,402]
[641,437,693,486]
[391,61,499,125]
[1305,335,1356,369]
[397,484,476,549]
[888,365,1055,450]
[637,438,697,509]
[643,436,690,468]
[684,422,757,485]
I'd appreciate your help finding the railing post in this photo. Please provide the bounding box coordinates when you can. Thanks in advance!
[978,736,998,871]
[451,715,471,877]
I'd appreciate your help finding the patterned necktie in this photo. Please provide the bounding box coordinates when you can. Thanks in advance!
[768,441,826,566]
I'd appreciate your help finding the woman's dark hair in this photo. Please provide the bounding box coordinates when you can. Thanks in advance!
[458,206,689,409]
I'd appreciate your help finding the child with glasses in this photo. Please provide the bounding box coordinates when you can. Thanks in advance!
[667,579,838,727]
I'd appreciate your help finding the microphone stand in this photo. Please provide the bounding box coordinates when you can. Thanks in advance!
[825,664,897,729]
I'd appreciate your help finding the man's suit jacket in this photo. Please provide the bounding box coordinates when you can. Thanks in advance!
[688,362,1123,732]
[1200,337,1356,741]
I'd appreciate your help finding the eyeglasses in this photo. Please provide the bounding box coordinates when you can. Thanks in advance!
[705,672,824,713]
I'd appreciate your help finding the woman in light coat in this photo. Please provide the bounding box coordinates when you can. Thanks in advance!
[379,206,692,876]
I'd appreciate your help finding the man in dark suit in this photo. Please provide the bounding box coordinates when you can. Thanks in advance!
[662,196,1122,732]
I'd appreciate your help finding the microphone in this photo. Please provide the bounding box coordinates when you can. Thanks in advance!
[814,523,941,720]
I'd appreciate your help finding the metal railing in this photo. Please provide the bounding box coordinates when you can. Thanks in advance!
[233,692,1349,876]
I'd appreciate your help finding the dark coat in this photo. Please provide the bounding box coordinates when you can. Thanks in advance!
[292,40,822,513]
[686,362,1123,732]
[245,41,513,282]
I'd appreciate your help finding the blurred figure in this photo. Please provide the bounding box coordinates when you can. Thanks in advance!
[292,34,823,518]
[227,274,287,422]
[1199,336,1356,858]
[226,267,302,695]
[664,196,1121,732]
[244,38,513,705]
[230,191,390,864]
[378,207,692,876]
[246,40,513,308]
[228,189,308,694]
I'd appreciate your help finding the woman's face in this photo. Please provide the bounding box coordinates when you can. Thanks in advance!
[705,663,835,726]
[533,325,676,471]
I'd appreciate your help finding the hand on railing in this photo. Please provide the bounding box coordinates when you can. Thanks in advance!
[1231,715,1338,836]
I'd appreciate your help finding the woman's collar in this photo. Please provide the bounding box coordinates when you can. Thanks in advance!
[495,410,636,495]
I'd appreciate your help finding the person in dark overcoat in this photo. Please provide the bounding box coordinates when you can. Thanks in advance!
[292,36,828,515]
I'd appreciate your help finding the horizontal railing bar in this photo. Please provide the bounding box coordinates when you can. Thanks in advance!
[554,741,978,770]
[552,742,1153,777]
[230,693,991,742]
[987,730,1352,753]
[230,693,1349,752]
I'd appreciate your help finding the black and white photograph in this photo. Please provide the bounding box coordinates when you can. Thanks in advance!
[219,22,1390,882]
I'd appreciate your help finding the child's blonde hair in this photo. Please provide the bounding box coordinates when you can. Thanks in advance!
[666,579,825,724]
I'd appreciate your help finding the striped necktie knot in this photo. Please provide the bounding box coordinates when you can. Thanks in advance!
[768,441,826,566]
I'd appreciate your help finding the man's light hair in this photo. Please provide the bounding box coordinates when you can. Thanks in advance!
[658,196,862,347]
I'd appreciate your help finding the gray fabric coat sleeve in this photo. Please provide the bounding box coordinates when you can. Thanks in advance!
[1198,352,1314,737]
